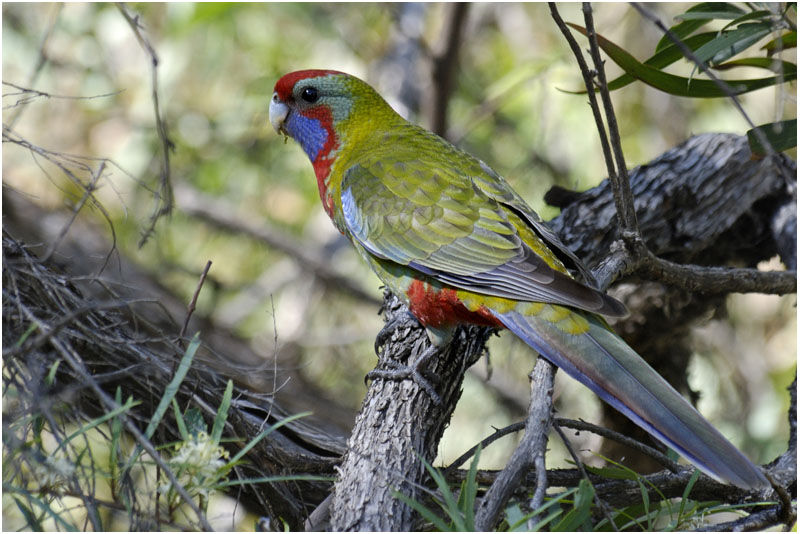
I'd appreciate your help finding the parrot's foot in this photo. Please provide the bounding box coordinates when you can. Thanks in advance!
[367,343,442,405]
[373,313,413,354]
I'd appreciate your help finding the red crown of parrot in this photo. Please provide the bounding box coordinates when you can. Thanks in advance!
[273,69,345,102]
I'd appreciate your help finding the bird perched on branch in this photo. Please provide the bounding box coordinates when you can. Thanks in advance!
[269,69,769,489]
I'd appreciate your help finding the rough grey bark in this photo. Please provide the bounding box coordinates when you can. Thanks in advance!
[549,133,796,270]
[329,293,493,531]
[330,133,795,531]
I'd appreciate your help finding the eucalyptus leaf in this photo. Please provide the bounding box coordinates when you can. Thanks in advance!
[676,5,747,22]
[567,23,796,97]
[762,31,797,55]
[747,119,797,156]
[713,57,796,75]
[656,2,743,52]
[691,22,772,66]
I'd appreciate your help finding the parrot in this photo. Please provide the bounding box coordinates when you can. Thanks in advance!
[268,69,769,490]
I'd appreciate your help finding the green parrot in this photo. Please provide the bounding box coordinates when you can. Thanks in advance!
[269,69,769,489]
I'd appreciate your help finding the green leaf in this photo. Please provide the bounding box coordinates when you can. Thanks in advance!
[45,360,61,386]
[676,469,701,521]
[109,388,124,483]
[210,379,233,445]
[144,333,200,439]
[184,406,207,437]
[552,479,594,531]
[528,509,565,531]
[762,31,797,55]
[124,333,201,471]
[747,119,797,156]
[583,463,640,480]
[15,323,37,347]
[504,504,525,531]
[721,9,778,31]
[505,487,577,531]
[713,57,796,75]
[56,396,140,453]
[656,3,742,52]
[12,496,43,531]
[638,477,652,529]
[6,486,78,531]
[228,411,311,465]
[674,3,746,21]
[393,490,453,532]
[172,398,189,441]
[424,458,465,531]
[459,446,480,531]
[566,23,796,97]
[605,32,718,92]
[691,22,772,66]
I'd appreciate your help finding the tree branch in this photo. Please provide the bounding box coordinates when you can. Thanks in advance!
[582,2,638,234]
[474,358,555,531]
[116,3,174,247]
[329,292,493,530]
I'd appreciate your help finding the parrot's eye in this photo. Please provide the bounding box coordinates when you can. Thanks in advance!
[300,86,319,103]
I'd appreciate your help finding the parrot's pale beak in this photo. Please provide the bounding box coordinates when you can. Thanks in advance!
[269,92,289,135]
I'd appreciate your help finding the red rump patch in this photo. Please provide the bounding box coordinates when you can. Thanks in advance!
[406,280,503,329]
[274,69,346,101]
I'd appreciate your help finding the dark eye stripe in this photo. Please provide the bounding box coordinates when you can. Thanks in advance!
[300,86,319,103]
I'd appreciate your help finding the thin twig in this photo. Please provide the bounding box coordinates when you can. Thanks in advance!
[582,3,638,233]
[42,161,106,263]
[179,260,213,342]
[444,422,525,475]
[555,417,681,473]
[765,472,797,530]
[2,299,137,359]
[552,423,618,532]
[2,81,122,105]
[696,506,791,532]
[116,3,174,247]
[549,3,621,223]
[4,127,121,274]
[526,452,548,530]
[638,251,796,295]
[5,3,61,128]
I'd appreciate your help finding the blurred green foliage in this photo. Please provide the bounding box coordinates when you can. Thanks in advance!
[3,3,795,529]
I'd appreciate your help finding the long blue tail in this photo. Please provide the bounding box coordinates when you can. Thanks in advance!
[495,309,769,489]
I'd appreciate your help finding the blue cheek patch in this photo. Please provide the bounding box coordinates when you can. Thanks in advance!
[286,113,328,161]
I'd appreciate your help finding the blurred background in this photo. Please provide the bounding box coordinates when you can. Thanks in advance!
[3,3,795,529]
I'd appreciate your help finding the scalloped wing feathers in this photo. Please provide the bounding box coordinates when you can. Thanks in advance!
[339,125,627,317]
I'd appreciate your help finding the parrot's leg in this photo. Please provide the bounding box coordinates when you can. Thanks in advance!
[366,340,442,405]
